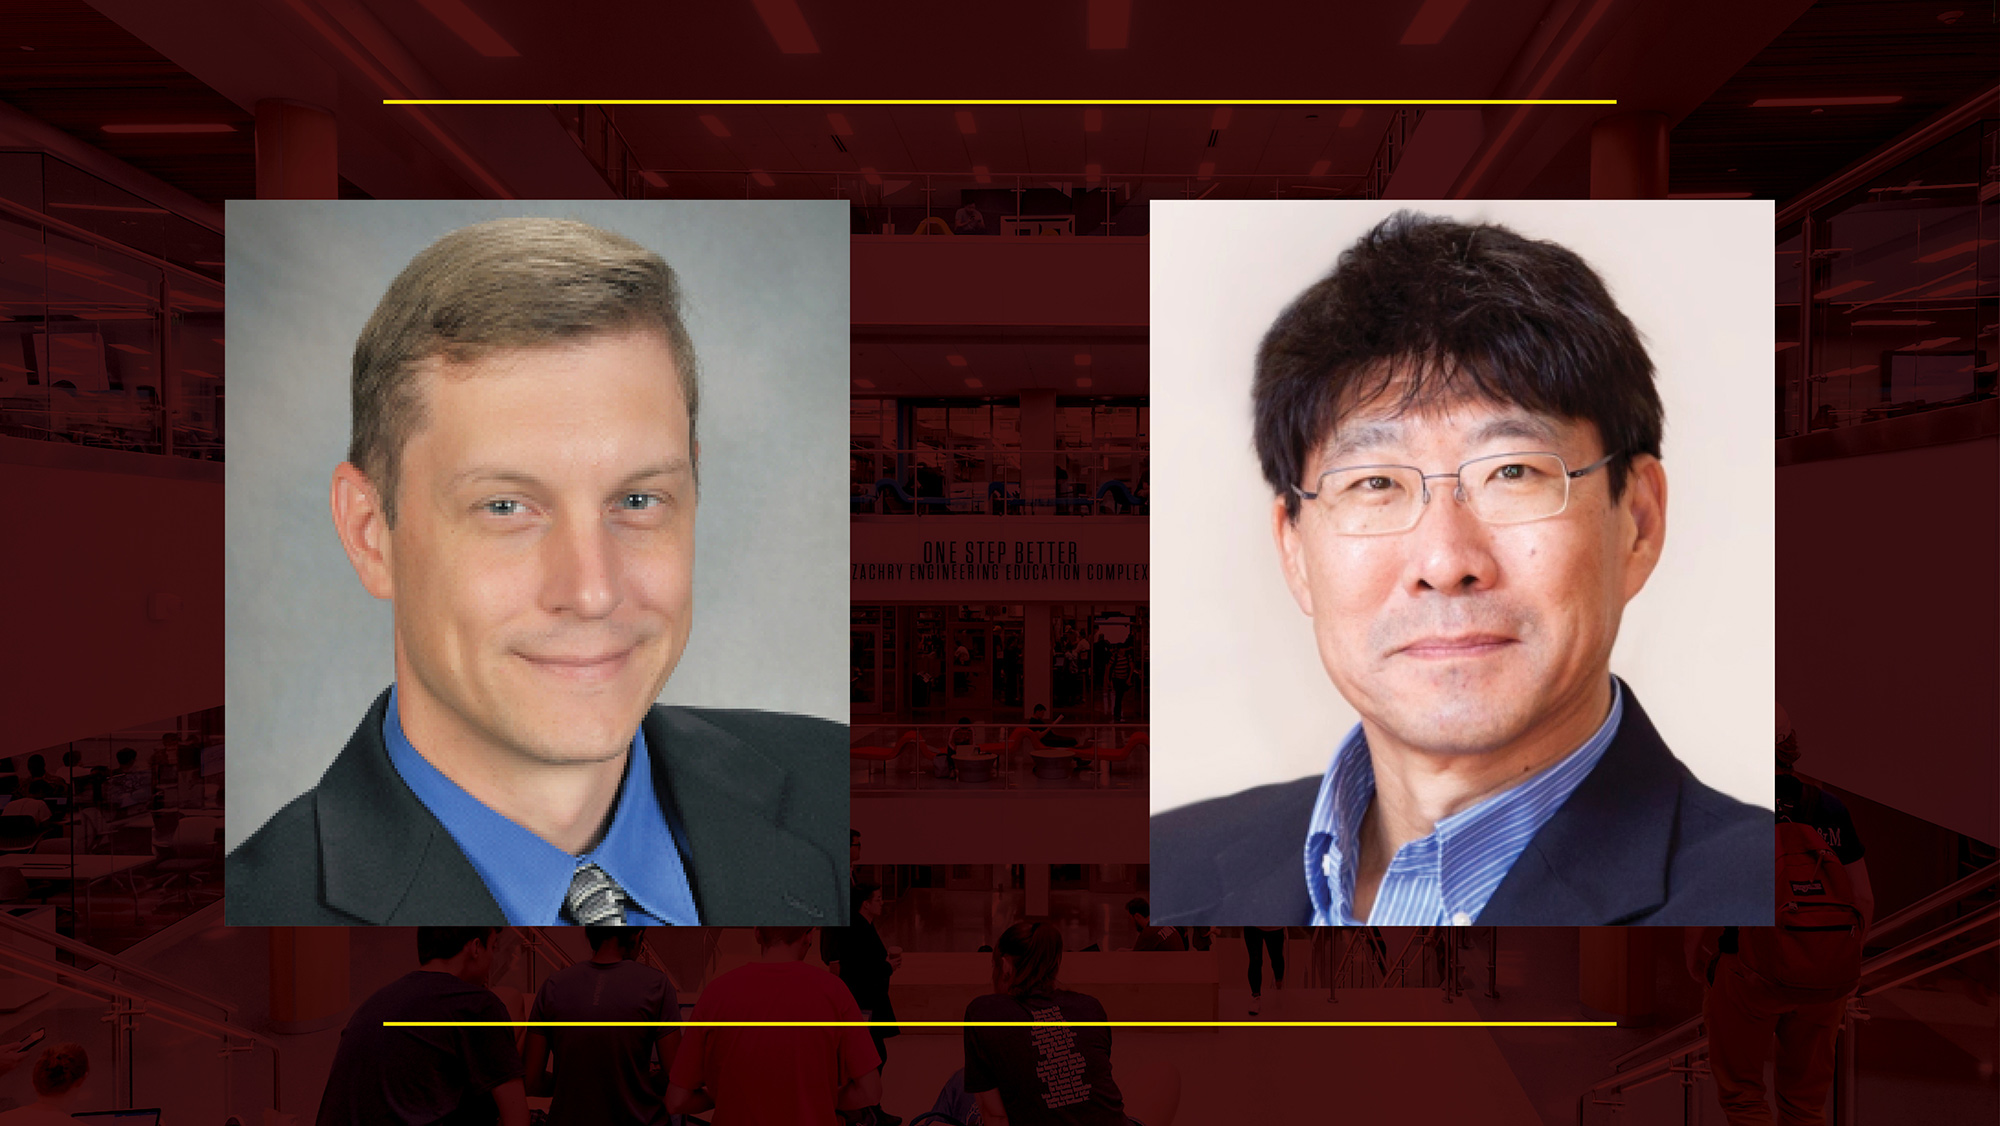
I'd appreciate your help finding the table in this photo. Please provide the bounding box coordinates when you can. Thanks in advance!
[1,854,159,931]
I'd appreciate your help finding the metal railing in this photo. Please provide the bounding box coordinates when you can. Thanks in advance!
[0,905,237,1021]
[0,928,281,1114]
[850,447,1148,516]
[1579,863,2000,1125]
[849,722,1149,788]
[1306,926,1496,1004]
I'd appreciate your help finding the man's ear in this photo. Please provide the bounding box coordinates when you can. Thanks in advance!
[331,462,395,601]
[1272,496,1316,617]
[1619,454,1668,603]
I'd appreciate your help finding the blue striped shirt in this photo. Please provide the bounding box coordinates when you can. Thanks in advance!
[1304,678,1624,926]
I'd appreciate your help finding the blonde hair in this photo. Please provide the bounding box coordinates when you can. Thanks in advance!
[349,217,700,525]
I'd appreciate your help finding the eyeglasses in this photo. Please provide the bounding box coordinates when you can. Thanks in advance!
[1293,450,1620,536]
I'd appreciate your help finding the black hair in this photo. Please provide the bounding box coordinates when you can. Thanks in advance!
[1255,211,1662,520]
[992,920,1064,998]
[585,925,645,956]
[416,926,497,964]
[26,755,44,776]
[117,748,137,766]
[32,1044,88,1097]
[1125,896,1150,918]
[852,880,882,923]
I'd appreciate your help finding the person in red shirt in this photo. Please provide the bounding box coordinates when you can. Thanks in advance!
[668,926,881,1125]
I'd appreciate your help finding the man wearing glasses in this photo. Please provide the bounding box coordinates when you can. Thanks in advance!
[1152,212,1770,926]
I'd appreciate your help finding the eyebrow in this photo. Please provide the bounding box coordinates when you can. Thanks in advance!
[1320,414,1562,466]
[448,459,693,494]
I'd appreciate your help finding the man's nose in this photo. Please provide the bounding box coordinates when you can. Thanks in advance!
[542,512,622,618]
[1406,477,1498,593]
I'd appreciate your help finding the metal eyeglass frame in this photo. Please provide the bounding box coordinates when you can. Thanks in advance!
[1291,450,1622,534]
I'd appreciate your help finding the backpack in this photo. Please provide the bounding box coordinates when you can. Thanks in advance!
[1738,786,1863,1002]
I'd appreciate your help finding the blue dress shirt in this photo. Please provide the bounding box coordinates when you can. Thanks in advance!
[382,685,701,926]
[1305,677,1625,925]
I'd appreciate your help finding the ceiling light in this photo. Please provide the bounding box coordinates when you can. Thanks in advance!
[1814,279,1870,299]
[964,377,983,388]
[1911,337,1961,350]
[1914,239,1988,264]
[1210,108,1232,129]
[1074,354,1092,366]
[1076,377,1093,388]
[108,343,150,355]
[751,170,774,187]
[639,170,668,187]
[1775,342,1798,352]
[1087,0,1130,49]
[750,0,820,53]
[828,113,855,136]
[853,378,875,389]
[1338,108,1363,128]
[956,111,977,134]
[1400,0,1471,44]
[1309,159,1330,176]
[101,123,235,134]
[946,354,967,367]
[46,201,168,214]
[1750,96,1902,107]
[973,165,991,184]
[700,114,730,137]
[1196,161,1215,181]
[1853,319,1932,326]
[1926,280,1978,296]
[415,0,520,56]
[1084,109,1103,132]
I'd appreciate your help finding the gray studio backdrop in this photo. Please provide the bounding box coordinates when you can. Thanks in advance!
[225,200,848,850]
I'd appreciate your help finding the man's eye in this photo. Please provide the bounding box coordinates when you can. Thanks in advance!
[619,493,663,511]
[1353,476,1397,492]
[482,499,524,516]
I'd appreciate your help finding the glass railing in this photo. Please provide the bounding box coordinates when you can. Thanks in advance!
[1579,863,2000,1125]
[1776,112,1997,438]
[0,910,280,1119]
[850,447,1148,516]
[1304,926,1499,1004]
[0,156,224,461]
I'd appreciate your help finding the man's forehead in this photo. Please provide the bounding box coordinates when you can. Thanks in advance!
[1317,403,1578,463]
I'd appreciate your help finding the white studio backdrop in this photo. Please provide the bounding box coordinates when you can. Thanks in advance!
[1149,199,1774,816]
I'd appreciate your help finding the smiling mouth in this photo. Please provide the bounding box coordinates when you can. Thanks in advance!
[519,648,635,682]
[1396,634,1516,659]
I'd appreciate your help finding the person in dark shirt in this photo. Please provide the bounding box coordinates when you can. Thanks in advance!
[521,927,676,1126]
[826,881,902,1126]
[962,920,1131,1125]
[1124,899,1185,952]
[317,926,526,1126]
[1027,705,1078,749]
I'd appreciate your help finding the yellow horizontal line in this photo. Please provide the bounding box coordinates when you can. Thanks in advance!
[384,98,1617,107]
[387,1020,1617,1028]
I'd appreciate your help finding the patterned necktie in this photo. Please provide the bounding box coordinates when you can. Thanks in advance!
[563,862,628,926]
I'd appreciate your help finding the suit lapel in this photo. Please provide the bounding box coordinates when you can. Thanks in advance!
[1211,802,1316,925]
[1479,690,1685,925]
[314,688,506,925]
[644,707,840,926]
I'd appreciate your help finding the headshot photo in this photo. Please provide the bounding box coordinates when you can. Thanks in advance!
[224,202,849,926]
[1149,200,1775,927]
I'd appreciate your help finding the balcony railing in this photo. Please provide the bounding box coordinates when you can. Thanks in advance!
[850,447,1148,516]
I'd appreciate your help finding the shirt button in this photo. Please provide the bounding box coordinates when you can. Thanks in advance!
[1451,911,1473,926]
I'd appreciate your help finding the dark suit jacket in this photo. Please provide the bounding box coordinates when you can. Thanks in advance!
[1150,690,1773,926]
[226,687,846,926]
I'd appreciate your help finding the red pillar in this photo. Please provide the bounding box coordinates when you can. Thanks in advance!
[255,100,338,199]
[1589,111,1670,200]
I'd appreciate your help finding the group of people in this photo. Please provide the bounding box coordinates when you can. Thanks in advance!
[315,908,1151,1125]
[1050,627,1144,724]
[0,735,187,832]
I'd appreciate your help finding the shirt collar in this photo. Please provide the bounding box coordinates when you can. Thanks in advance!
[1305,676,1626,925]
[381,685,700,925]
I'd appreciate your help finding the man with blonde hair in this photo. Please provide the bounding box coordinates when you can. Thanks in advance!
[228,217,844,927]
